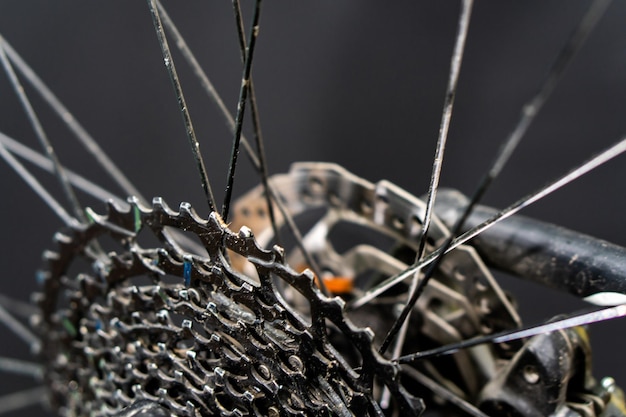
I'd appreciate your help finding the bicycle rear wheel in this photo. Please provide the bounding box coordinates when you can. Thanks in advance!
[0,1,625,416]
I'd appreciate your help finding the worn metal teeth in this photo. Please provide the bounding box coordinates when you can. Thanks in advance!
[36,197,422,417]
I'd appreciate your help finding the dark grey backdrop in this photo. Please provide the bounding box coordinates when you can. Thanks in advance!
[0,1,625,416]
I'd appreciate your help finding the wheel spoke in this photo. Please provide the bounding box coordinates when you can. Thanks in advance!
[363,0,613,335]
[0,36,146,202]
[0,3,620,416]
[0,37,86,223]
[402,366,490,417]
[379,267,422,408]
[397,304,626,363]
[221,0,263,221]
[0,293,37,319]
[0,304,40,352]
[231,0,281,246]
[0,134,74,226]
[416,0,473,262]
[155,2,236,141]
[380,0,474,355]
[0,387,46,415]
[0,132,125,206]
[0,357,42,379]
[154,2,326,292]
[352,136,626,308]
[0,132,207,255]
[147,0,217,213]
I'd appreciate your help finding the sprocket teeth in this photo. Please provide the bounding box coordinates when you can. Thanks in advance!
[36,197,421,416]
[106,197,131,217]
[52,231,72,245]
[271,245,285,262]
[152,197,176,218]
[151,196,166,211]
[42,249,60,262]
[179,202,205,225]
[238,225,253,238]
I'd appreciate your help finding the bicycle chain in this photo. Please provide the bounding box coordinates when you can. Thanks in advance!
[34,197,424,416]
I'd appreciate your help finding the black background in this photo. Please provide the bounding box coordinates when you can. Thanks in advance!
[0,1,625,415]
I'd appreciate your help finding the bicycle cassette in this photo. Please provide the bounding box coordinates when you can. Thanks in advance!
[34,196,423,416]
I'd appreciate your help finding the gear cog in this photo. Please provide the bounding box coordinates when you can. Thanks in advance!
[34,196,423,416]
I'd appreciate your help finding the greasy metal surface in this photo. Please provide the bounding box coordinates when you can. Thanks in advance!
[34,197,423,416]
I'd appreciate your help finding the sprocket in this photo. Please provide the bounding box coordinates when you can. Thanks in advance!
[33,197,424,416]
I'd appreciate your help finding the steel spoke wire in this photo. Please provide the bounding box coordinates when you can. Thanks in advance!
[154,1,327,293]
[155,1,267,180]
[0,293,37,319]
[401,366,490,417]
[352,136,626,309]
[380,264,423,409]
[147,0,217,213]
[0,132,126,206]
[0,37,145,203]
[379,130,521,352]
[221,0,263,221]
[381,0,475,358]
[0,133,74,227]
[361,0,613,344]
[155,2,235,143]
[0,4,620,416]
[5,17,207,256]
[0,357,42,379]
[230,0,328,294]
[0,37,86,225]
[231,0,281,246]
[0,42,109,260]
[0,53,114,258]
[0,132,207,255]
[220,0,331,294]
[415,0,473,263]
[396,304,626,364]
[0,304,40,353]
[0,387,46,415]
